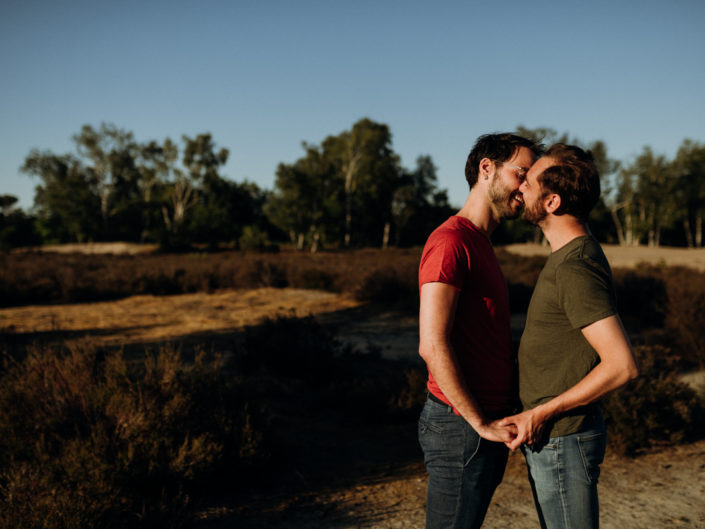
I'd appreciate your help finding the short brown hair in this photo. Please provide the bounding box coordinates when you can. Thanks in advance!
[539,144,600,221]
[464,133,543,189]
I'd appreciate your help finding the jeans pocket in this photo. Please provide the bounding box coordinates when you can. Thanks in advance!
[577,431,606,484]
[419,417,444,435]
[463,428,481,468]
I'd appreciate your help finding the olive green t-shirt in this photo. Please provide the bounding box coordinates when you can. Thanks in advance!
[518,235,616,438]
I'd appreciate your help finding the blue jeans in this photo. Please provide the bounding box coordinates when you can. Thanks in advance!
[522,415,606,529]
[418,397,508,529]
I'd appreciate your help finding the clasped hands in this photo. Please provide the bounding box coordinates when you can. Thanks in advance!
[479,408,547,451]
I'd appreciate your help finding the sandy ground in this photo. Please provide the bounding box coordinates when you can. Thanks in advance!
[0,288,361,349]
[234,440,705,529]
[503,242,705,270]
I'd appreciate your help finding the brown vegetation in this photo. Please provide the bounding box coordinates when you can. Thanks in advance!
[2,245,705,527]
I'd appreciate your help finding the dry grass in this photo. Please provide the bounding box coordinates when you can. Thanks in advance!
[503,242,705,270]
[0,288,361,348]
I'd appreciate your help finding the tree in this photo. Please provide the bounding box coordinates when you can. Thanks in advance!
[267,118,406,249]
[392,155,453,246]
[321,118,402,247]
[136,138,179,242]
[73,123,140,239]
[0,195,41,250]
[616,147,677,247]
[672,140,705,247]
[22,151,102,243]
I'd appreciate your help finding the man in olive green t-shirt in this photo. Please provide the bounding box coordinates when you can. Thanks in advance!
[499,144,639,529]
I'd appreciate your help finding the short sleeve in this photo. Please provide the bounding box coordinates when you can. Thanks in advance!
[556,258,616,329]
[419,230,468,291]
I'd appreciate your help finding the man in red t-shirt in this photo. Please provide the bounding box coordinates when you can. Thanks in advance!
[418,133,542,529]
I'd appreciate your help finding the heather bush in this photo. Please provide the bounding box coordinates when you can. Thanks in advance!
[612,266,667,331]
[495,248,546,313]
[603,344,705,456]
[239,315,339,384]
[662,266,705,369]
[0,314,428,527]
[238,314,426,418]
[0,341,269,528]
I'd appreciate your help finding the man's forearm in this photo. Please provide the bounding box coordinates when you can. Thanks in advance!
[421,339,489,429]
[525,315,639,425]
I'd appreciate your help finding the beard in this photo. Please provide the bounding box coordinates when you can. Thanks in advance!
[488,175,521,220]
[522,198,547,225]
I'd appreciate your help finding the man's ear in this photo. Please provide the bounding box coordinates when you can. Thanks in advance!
[479,157,494,180]
[544,193,562,214]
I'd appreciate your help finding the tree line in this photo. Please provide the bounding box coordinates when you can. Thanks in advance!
[2,120,704,251]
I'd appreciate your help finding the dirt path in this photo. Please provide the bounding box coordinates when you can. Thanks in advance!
[229,440,705,528]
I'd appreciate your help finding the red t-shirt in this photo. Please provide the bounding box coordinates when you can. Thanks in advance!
[418,216,514,415]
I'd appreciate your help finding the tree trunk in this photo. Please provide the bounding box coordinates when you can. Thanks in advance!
[311,232,320,254]
[697,212,703,247]
[343,152,361,248]
[382,222,390,249]
[684,218,694,248]
[296,232,305,251]
[610,206,626,246]
[344,192,352,248]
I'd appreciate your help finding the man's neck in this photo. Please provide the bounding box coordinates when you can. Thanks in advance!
[540,217,589,252]
[455,190,497,238]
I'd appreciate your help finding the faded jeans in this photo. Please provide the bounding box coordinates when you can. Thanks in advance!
[522,415,606,529]
[418,397,508,529]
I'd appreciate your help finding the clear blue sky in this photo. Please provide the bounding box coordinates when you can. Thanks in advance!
[2,0,704,209]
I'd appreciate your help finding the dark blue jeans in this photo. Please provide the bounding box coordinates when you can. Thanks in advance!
[522,415,606,529]
[418,397,508,529]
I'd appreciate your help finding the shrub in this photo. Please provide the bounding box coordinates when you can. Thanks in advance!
[662,266,705,369]
[239,315,339,384]
[612,266,667,331]
[603,344,705,456]
[353,267,418,306]
[0,341,268,528]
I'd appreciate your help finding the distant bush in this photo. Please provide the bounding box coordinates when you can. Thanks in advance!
[238,314,426,419]
[0,248,424,309]
[495,248,546,313]
[662,266,705,369]
[603,344,705,456]
[612,266,668,331]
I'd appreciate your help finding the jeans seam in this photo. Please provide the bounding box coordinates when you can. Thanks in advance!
[463,431,481,467]
[557,438,572,529]
[576,433,604,485]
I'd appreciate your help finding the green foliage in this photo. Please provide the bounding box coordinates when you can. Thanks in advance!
[603,345,705,456]
[0,197,41,250]
[20,125,268,249]
[266,118,448,250]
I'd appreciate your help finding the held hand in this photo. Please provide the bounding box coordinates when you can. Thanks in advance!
[498,408,547,451]
[476,419,518,444]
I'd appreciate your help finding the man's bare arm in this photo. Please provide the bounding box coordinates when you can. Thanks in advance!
[419,281,516,443]
[500,314,639,450]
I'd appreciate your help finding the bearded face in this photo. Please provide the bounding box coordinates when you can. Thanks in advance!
[488,172,524,221]
[522,194,548,225]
